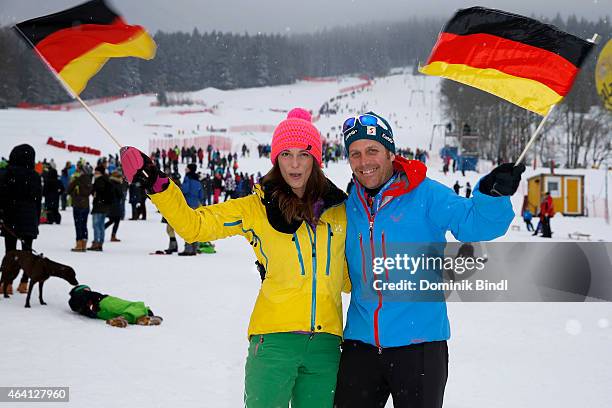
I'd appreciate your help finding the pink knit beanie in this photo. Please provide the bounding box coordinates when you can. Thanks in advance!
[270,108,322,166]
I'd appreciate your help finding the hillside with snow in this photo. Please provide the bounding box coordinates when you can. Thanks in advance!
[1,71,611,408]
[2,70,612,240]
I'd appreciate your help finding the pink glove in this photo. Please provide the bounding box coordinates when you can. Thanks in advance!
[119,146,168,193]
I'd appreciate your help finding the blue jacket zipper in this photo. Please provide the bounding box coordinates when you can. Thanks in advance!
[306,224,317,332]
[293,233,306,275]
[325,223,332,276]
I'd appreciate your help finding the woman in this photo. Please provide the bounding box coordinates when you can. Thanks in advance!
[121,108,350,407]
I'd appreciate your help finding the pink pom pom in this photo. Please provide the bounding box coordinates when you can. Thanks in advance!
[287,107,311,122]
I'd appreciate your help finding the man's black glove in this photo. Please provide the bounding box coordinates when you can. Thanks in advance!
[479,163,526,197]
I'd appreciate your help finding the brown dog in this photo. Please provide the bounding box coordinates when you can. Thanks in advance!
[1,250,79,308]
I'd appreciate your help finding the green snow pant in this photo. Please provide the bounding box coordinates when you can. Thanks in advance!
[96,296,151,324]
[244,332,341,408]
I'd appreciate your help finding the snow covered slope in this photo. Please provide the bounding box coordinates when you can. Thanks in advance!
[1,71,611,407]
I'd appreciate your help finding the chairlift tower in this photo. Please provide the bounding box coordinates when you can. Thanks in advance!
[442,128,480,172]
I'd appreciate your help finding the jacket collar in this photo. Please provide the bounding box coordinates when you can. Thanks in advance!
[256,178,347,234]
[353,155,427,199]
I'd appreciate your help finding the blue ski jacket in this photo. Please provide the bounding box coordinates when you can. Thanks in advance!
[344,156,514,348]
[181,175,204,209]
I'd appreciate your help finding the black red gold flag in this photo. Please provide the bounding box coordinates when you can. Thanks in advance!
[14,0,156,96]
[420,7,594,115]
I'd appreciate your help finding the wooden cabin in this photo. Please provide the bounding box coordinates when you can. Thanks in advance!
[526,174,585,216]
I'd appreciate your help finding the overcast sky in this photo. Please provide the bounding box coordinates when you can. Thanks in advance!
[1,0,609,34]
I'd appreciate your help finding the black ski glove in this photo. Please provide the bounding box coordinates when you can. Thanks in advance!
[479,163,526,197]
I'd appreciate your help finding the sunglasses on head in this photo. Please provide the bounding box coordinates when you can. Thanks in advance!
[342,114,390,134]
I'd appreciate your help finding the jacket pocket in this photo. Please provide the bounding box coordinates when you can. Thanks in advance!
[253,335,264,357]
[248,335,265,358]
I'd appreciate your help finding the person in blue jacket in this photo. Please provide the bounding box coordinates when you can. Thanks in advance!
[334,112,525,408]
[522,208,534,231]
[178,163,203,256]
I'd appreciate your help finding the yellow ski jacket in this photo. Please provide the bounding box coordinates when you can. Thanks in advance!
[149,180,350,337]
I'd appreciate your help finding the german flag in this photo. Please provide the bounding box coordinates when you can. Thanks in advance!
[419,7,594,115]
[14,0,156,96]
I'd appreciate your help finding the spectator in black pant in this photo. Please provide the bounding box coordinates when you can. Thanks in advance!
[67,165,92,252]
[128,181,147,220]
[540,192,554,238]
[200,174,212,206]
[104,170,124,242]
[335,340,448,408]
[89,166,112,251]
[0,144,42,294]
[43,167,64,224]
[119,177,128,220]
[60,162,71,210]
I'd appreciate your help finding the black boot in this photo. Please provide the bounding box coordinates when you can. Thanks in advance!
[165,238,178,254]
[178,243,196,256]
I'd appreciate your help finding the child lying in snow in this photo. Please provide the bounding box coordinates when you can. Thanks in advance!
[68,284,162,328]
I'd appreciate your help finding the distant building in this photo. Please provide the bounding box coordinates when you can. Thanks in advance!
[526,173,585,216]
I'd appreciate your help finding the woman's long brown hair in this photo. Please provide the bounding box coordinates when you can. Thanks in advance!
[262,161,328,225]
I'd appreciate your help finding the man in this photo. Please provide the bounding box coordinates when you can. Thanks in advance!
[0,144,42,294]
[42,167,64,224]
[104,170,125,242]
[453,180,462,194]
[60,161,72,210]
[89,166,112,251]
[128,180,147,220]
[67,164,92,252]
[540,192,554,238]
[178,163,203,256]
[334,112,524,408]
[0,144,42,253]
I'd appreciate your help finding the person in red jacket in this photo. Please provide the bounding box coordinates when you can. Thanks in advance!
[540,192,555,238]
[197,147,204,168]
[167,148,179,174]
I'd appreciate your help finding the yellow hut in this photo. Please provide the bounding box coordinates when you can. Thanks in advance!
[526,174,585,216]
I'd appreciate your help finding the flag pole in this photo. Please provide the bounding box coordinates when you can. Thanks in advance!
[514,104,556,166]
[73,94,123,149]
[13,24,123,149]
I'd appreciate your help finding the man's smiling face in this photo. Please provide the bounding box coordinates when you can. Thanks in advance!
[348,139,395,189]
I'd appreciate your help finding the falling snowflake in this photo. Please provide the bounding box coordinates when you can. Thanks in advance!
[565,319,582,335]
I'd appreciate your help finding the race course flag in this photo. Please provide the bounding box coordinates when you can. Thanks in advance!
[420,6,597,163]
[14,0,157,148]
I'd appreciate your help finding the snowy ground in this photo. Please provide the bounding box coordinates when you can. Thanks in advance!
[3,199,612,408]
[2,71,612,407]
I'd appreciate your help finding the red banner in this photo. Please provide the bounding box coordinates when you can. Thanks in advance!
[46,136,100,156]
